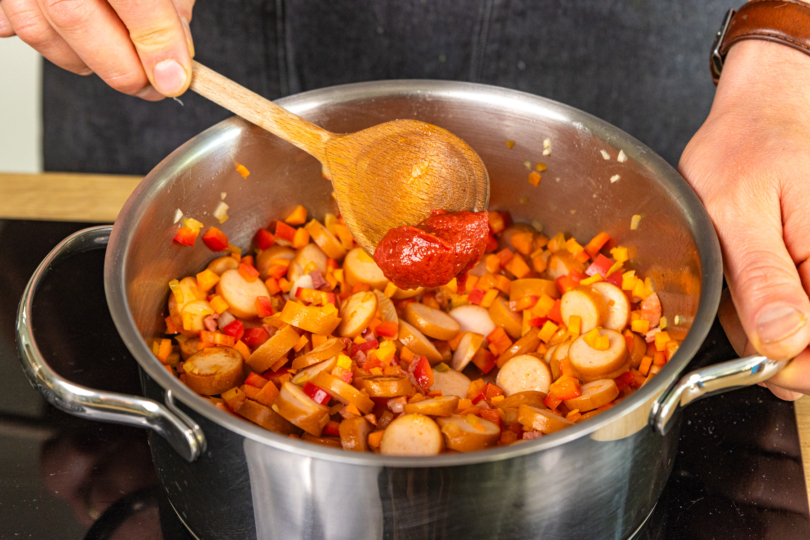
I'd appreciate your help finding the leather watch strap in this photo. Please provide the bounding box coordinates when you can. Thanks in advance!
[711,0,810,84]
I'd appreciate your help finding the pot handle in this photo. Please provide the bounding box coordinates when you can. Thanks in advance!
[16,226,205,462]
[649,355,789,436]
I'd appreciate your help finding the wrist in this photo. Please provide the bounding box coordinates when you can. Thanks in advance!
[712,39,810,119]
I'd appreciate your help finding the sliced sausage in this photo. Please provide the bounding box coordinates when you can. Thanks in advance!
[495,390,547,410]
[291,338,346,370]
[560,286,607,333]
[343,248,388,289]
[246,324,300,373]
[568,329,630,382]
[405,303,460,341]
[437,415,500,452]
[487,296,522,339]
[373,291,399,336]
[591,281,630,331]
[517,404,574,434]
[392,286,424,300]
[379,414,444,456]
[403,395,459,417]
[549,341,571,380]
[311,372,374,414]
[177,336,200,360]
[398,320,442,363]
[451,332,484,371]
[256,246,295,280]
[497,327,541,368]
[279,301,342,335]
[216,268,271,319]
[183,347,245,395]
[629,333,647,369]
[273,382,330,436]
[179,299,215,333]
[509,278,559,301]
[339,416,373,452]
[302,433,343,448]
[337,291,378,338]
[563,379,619,412]
[430,369,472,399]
[496,354,552,396]
[234,398,298,435]
[287,243,328,283]
[291,357,338,385]
[448,305,496,337]
[356,375,414,398]
[207,256,240,276]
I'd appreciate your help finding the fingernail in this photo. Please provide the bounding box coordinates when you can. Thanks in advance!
[181,17,195,58]
[135,85,164,101]
[756,304,806,344]
[153,59,188,96]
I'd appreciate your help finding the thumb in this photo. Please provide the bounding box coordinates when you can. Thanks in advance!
[721,202,810,361]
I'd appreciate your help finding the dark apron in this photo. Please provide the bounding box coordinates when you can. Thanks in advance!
[43,0,728,175]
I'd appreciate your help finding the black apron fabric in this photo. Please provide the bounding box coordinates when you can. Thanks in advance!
[43,0,729,175]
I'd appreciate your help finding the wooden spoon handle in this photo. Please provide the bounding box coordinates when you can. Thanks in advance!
[189,61,333,164]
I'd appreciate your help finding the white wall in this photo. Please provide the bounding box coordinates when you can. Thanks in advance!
[0,37,42,173]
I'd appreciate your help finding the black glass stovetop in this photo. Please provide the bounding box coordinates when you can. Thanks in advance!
[0,219,808,540]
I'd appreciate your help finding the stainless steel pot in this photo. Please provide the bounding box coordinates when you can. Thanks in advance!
[17,81,788,540]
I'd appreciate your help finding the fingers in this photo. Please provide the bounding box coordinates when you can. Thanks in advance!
[171,0,195,56]
[713,181,810,361]
[36,0,154,95]
[0,5,15,36]
[107,0,192,96]
[2,0,90,74]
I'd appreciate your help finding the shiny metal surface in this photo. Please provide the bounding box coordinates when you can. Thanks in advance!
[650,355,789,436]
[22,81,730,539]
[710,9,737,82]
[15,226,205,462]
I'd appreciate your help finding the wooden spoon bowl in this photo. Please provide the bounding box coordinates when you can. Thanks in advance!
[190,62,489,253]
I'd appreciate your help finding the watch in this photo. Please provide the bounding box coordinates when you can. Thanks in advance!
[711,0,810,84]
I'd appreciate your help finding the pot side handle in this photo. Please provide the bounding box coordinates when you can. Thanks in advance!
[649,355,789,436]
[15,226,205,462]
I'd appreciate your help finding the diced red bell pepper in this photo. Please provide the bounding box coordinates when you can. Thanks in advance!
[614,370,635,392]
[479,408,502,428]
[471,349,496,374]
[323,420,341,437]
[255,228,275,250]
[173,226,198,246]
[606,270,623,288]
[245,372,269,388]
[374,321,398,338]
[547,299,563,324]
[411,356,434,392]
[555,275,578,295]
[202,227,229,251]
[255,296,274,318]
[275,221,297,242]
[586,254,613,278]
[468,288,485,305]
[472,393,486,405]
[302,382,331,405]
[351,338,379,356]
[239,263,260,282]
[222,320,245,342]
[244,327,270,349]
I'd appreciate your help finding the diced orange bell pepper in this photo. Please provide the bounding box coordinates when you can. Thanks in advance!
[236,163,250,178]
[511,232,534,256]
[239,263,260,283]
[285,205,308,225]
[584,232,611,258]
[292,227,310,248]
[196,269,220,292]
[173,226,198,246]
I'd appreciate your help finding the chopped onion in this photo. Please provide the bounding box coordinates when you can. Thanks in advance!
[610,175,621,183]
[217,311,236,331]
[600,150,610,160]
[617,150,627,163]
[173,209,183,223]
[289,274,314,299]
[214,201,229,224]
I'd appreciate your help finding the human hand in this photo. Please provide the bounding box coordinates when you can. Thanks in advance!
[680,40,810,399]
[0,0,195,100]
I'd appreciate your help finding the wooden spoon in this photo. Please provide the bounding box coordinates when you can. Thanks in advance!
[189,62,490,254]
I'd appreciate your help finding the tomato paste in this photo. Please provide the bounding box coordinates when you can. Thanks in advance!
[373,210,489,289]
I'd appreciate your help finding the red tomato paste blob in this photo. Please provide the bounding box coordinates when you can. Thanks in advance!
[373,210,489,289]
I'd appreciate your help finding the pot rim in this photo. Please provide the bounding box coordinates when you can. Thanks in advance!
[105,79,722,468]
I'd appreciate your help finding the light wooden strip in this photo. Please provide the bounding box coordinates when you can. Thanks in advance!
[0,172,142,222]
[795,395,810,505]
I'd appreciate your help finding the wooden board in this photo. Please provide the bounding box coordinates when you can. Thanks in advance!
[2,171,810,502]
[0,172,141,222]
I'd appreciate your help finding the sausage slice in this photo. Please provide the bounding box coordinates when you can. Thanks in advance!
[403,395,459,417]
[339,417,373,452]
[215,268,271,319]
[405,302,460,341]
[560,286,607,333]
[591,282,630,331]
[563,379,619,412]
[273,382,330,436]
[337,291,378,338]
[430,369,472,399]
[437,415,500,452]
[183,346,245,395]
[568,329,630,382]
[379,414,444,456]
[496,354,552,396]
